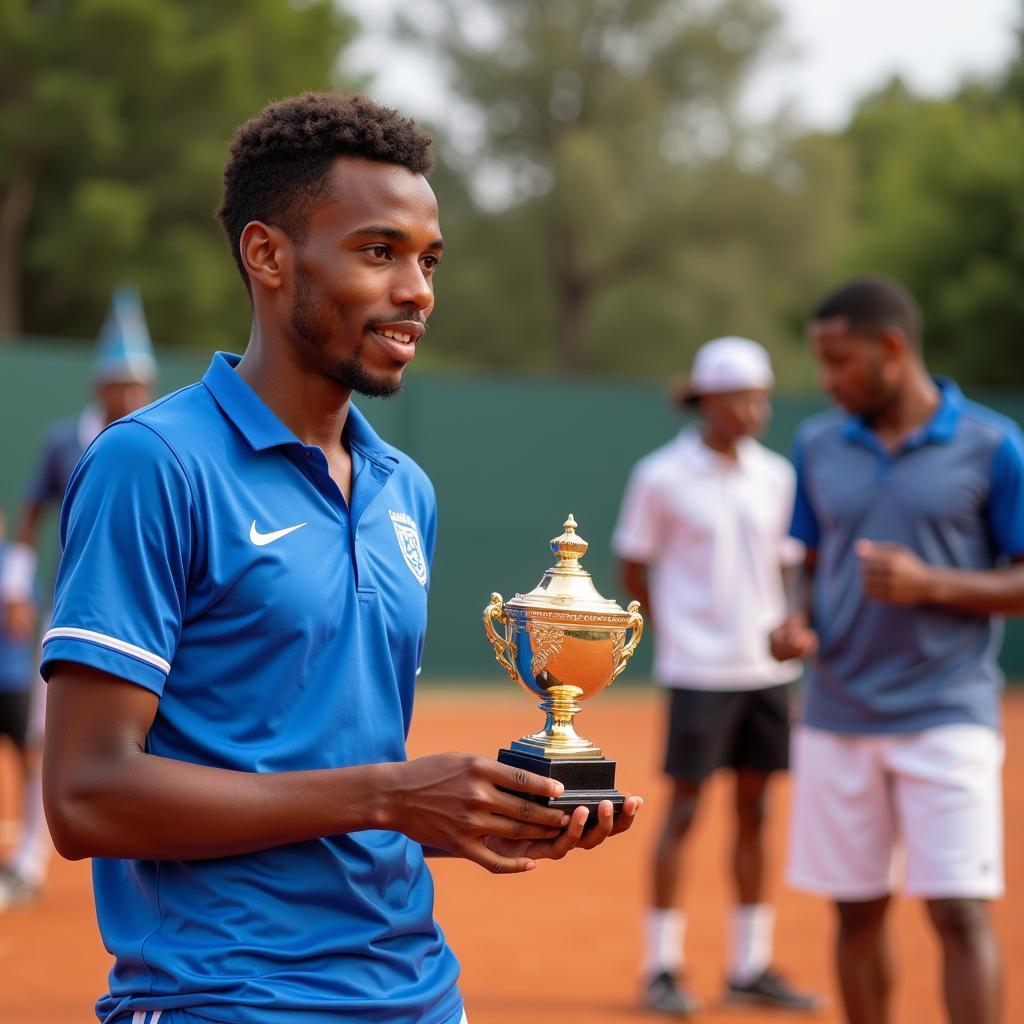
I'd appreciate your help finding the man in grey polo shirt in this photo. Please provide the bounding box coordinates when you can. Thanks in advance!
[771,275,1024,1024]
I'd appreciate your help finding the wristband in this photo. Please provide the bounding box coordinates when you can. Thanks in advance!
[0,542,37,601]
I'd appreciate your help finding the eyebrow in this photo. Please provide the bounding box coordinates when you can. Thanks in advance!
[349,225,445,250]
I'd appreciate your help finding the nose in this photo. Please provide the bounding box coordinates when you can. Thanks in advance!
[392,259,433,312]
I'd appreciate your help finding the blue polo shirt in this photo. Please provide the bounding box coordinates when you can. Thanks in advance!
[41,353,462,1024]
[25,406,103,595]
[26,410,94,509]
[790,378,1024,734]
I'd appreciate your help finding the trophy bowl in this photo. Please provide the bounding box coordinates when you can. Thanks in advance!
[483,515,644,820]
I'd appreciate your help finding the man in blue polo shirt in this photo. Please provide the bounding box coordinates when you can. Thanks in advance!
[770,276,1024,1024]
[40,93,640,1024]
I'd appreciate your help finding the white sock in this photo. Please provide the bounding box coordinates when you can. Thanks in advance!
[644,908,685,975]
[11,767,51,887]
[729,903,774,984]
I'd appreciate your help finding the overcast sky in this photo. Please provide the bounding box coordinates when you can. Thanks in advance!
[351,0,1022,131]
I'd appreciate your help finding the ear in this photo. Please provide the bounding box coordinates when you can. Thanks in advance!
[878,326,910,360]
[240,221,292,291]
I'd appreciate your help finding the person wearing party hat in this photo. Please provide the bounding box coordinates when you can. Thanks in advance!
[613,337,822,1015]
[0,282,156,910]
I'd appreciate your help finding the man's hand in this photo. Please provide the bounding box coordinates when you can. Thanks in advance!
[3,599,36,642]
[484,794,643,863]
[388,753,575,874]
[769,612,818,661]
[856,539,935,605]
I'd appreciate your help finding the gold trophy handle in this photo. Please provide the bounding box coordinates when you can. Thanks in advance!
[611,600,645,682]
[484,593,518,681]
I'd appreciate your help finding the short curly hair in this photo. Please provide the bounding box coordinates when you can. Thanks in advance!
[218,92,435,287]
[811,275,922,350]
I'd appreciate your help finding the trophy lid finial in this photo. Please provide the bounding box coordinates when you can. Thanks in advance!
[551,513,589,566]
[508,512,626,613]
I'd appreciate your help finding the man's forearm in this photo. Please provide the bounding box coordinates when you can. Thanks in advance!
[619,560,652,628]
[783,558,815,622]
[14,502,43,550]
[927,562,1024,616]
[46,749,397,862]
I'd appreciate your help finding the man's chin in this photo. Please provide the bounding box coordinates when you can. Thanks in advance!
[344,366,404,399]
[325,356,405,399]
[354,377,403,399]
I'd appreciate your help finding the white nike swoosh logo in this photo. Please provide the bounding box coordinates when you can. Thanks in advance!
[249,521,307,546]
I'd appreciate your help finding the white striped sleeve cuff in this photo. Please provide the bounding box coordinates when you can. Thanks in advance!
[43,627,171,674]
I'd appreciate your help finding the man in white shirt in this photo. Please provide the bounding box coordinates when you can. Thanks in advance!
[613,337,820,1016]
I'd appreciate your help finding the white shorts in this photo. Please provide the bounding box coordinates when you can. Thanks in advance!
[787,723,1004,901]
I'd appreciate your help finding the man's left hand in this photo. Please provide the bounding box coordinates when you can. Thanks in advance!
[483,795,642,862]
[856,539,935,605]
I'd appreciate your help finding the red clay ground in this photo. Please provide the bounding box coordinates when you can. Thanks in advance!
[1,688,1021,1024]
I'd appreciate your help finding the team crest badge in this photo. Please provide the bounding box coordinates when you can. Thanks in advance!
[389,510,428,586]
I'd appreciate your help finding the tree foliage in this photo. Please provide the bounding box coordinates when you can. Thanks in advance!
[835,11,1024,386]
[400,0,849,381]
[7,0,1024,392]
[0,0,358,346]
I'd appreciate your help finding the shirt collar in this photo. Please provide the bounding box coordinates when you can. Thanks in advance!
[202,351,397,464]
[675,426,755,473]
[841,376,962,449]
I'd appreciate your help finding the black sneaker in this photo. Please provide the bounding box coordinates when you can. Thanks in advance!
[643,971,705,1016]
[725,968,823,1012]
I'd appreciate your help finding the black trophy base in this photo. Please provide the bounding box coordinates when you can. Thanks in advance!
[497,747,625,829]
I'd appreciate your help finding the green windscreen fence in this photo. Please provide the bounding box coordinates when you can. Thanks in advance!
[3,337,1024,682]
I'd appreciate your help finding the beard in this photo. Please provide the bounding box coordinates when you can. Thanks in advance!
[289,268,403,399]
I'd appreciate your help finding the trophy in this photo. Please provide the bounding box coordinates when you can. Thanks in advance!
[483,514,644,822]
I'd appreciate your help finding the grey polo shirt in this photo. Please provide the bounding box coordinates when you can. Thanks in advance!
[791,378,1024,734]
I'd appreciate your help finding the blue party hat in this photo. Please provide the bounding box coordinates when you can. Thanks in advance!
[93,282,156,383]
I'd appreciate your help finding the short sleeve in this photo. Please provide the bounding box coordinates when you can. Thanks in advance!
[41,421,194,695]
[25,428,68,507]
[986,428,1024,558]
[788,432,820,550]
[611,462,665,563]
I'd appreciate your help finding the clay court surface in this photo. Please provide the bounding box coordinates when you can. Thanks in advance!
[1,687,1021,1024]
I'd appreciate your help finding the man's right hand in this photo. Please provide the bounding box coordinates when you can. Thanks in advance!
[386,753,570,874]
[769,613,818,661]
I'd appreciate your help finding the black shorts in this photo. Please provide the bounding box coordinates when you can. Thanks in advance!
[0,690,31,750]
[662,684,792,783]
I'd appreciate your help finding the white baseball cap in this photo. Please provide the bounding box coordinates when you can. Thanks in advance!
[681,336,774,402]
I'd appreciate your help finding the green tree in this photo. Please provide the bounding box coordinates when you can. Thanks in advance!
[839,74,1024,385]
[401,0,849,380]
[0,0,358,347]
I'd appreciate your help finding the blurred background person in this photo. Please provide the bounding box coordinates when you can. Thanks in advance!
[613,337,820,1015]
[0,506,36,909]
[0,283,155,910]
[771,275,1024,1024]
